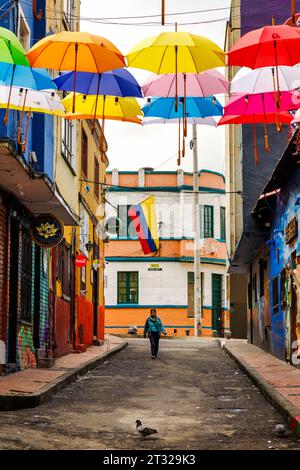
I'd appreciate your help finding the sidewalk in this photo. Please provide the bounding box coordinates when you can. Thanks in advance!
[219,339,300,434]
[0,335,127,411]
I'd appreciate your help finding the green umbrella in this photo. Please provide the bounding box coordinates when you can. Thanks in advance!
[0,27,29,66]
[0,27,30,125]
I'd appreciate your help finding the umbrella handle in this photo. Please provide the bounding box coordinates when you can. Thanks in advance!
[264,128,270,153]
[32,0,43,20]
[177,117,181,166]
[72,43,79,114]
[253,124,259,165]
[175,46,178,113]
[183,74,187,137]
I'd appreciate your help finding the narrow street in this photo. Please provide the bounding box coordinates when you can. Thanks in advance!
[0,339,299,450]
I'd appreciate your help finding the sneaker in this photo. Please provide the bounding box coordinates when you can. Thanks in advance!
[151,356,156,359]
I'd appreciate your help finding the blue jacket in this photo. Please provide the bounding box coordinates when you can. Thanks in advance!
[144,316,166,336]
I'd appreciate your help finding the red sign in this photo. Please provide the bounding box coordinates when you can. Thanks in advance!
[75,254,88,268]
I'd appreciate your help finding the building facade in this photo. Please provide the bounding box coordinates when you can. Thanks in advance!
[0,0,107,373]
[225,0,299,338]
[104,169,229,337]
[235,130,300,363]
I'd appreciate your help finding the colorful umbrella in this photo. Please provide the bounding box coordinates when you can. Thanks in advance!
[61,94,142,123]
[27,31,126,112]
[228,24,300,112]
[54,69,142,97]
[142,69,228,137]
[142,117,217,127]
[142,96,223,119]
[0,27,29,66]
[142,96,222,164]
[0,62,56,90]
[230,66,300,94]
[127,30,225,111]
[224,91,300,115]
[143,70,229,97]
[0,87,64,152]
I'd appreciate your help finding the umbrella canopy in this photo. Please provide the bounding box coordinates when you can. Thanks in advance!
[54,68,142,97]
[142,96,223,119]
[142,70,229,97]
[218,112,293,125]
[0,87,64,114]
[142,116,217,126]
[224,91,300,116]
[231,66,300,94]
[0,27,29,66]
[127,32,225,73]
[228,25,300,68]
[0,62,56,90]
[61,94,142,121]
[26,31,125,72]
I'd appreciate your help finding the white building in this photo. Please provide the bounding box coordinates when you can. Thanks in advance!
[104,169,230,337]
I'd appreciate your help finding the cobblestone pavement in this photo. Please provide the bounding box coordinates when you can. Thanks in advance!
[0,338,299,450]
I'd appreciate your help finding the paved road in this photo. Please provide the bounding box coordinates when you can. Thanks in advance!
[0,338,299,450]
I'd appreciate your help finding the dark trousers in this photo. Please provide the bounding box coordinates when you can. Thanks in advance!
[149,332,160,357]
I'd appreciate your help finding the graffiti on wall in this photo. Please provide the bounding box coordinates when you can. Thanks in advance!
[17,326,36,370]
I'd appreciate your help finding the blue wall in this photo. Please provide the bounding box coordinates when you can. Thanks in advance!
[0,0,53,179]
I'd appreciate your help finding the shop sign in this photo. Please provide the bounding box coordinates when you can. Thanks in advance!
[30,213,64,248]
[75,253,88,268]
[148,263,162,271]
[285,217,298,244]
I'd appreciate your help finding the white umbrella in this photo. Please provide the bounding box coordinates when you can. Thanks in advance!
[231,65,300,94]
[0,86,64,114]
[142,116,217,126]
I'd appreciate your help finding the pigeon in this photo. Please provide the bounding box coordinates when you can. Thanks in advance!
[136,419,158,438]
[275,424,294,438]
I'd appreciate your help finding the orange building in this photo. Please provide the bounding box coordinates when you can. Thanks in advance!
[104,169,230,337]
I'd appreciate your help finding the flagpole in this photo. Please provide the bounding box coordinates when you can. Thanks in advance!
[192,124,202,337]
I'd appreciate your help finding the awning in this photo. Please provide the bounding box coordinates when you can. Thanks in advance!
[0,139,79,226]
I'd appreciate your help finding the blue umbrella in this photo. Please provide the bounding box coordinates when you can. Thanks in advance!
[142,96,223,118]
[142,96,223,165]
[54,68,143,97]
[0,62,56,90]
[0,61,56,126]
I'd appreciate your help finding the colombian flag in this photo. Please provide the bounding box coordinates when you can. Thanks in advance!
[128,196,159,255]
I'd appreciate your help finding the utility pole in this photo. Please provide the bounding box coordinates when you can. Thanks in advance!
[192,124,202,337]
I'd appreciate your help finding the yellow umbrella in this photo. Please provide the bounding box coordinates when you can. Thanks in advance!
[60,94,143,148]
[26,31,126,112]
[61,93,142,120]
[127,30,225,111]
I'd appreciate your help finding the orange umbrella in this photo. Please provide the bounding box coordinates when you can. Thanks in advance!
[26,31,126,112]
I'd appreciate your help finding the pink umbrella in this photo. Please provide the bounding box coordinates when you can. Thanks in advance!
[142,70,228,137]
[224,91,300,116]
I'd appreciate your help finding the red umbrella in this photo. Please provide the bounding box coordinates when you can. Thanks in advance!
[218,112,292,164]
[228,24,300,109]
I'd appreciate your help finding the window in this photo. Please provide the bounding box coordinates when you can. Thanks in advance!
[94,155,100,200]
[280,269,286,309]
[81,129,88,178]
[61,119,76,170]
[200,205,214,238]
[118,272,138,304]
[220,206,226,240]
[63,0,76,30]
[272,276,279,314]
[117,205,137,239]
[18,7,30,51]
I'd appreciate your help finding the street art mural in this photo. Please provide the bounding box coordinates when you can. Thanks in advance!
[17,326,36,370]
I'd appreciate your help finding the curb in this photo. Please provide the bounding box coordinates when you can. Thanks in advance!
[0,340,128,411]
[216,339,300,434]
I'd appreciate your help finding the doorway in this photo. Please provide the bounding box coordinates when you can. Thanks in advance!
[212,274,222,336]
[7,218,19,365]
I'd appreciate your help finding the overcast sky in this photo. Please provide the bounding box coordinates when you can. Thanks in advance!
[80,1,231,174]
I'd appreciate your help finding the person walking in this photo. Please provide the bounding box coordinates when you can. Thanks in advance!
[144,309,167,359]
